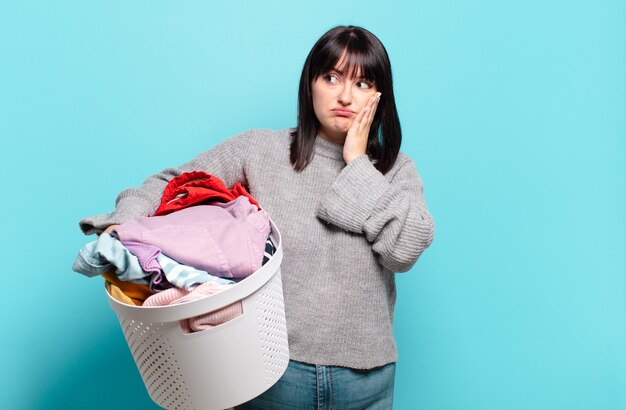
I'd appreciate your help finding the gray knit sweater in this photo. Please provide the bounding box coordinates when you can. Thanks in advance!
[80,128,434,369]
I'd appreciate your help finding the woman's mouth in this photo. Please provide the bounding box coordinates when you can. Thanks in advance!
[332,109,354,117]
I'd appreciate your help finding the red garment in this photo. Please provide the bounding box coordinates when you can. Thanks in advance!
[153,171,261,216]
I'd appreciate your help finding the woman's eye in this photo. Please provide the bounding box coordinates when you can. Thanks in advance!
[324,74,339,84]
[357,81,372,89]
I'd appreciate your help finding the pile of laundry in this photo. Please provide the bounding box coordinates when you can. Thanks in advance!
[73,171,274,333]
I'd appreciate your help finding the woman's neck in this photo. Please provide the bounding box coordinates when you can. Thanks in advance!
[318,129,346,145]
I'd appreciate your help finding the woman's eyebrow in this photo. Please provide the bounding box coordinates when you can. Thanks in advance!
[331,67,366,79]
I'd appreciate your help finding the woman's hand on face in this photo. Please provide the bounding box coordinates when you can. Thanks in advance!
[343,92,381,164]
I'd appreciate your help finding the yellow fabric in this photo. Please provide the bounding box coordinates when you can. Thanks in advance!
[105,281,144,306]
[102,270,153,306]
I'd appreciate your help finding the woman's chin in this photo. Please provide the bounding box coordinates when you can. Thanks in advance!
[332,120,352,133]
[319,121,353,142]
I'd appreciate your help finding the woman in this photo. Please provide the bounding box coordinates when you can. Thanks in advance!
[80,25,434,409]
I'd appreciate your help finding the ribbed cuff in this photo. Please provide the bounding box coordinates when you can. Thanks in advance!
[316,155,390,234]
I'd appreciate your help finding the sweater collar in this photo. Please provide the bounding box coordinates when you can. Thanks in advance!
[314,136,344,161]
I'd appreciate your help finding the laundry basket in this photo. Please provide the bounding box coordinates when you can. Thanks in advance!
[106,219,289,410]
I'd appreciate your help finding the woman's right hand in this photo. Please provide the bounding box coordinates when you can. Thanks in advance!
[103,224,120,234]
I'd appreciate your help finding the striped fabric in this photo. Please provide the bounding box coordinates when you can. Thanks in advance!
[157,253,235,291]
[262,237,275,265]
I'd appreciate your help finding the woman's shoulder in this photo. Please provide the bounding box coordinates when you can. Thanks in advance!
[234,128,293,156]
[384,150,424,182]
[210,127,292,154]
[223,128,292,150]
[391,151,416,171]
[246,128,293,145]
[247,128,293,138]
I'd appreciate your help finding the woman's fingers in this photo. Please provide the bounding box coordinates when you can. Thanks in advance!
[347,92,381,139]
[356,93,379,131]
[366,93,381,126]
[103,224,120,234]
[343,92,381,164]
[353,104,368,131]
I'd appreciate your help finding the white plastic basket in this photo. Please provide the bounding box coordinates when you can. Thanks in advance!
[106,219,289,410]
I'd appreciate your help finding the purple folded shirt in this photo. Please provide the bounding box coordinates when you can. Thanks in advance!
[120,240,162,273]
[110,235,173,292]
[115,197,270,279]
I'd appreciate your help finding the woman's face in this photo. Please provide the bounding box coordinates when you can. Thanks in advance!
[311,63,378,143]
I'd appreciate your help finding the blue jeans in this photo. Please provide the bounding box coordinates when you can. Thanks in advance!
[236,360,395,409]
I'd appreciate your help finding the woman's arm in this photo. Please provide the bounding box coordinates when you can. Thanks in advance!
[316,154,435,272]
[79,129,253,235]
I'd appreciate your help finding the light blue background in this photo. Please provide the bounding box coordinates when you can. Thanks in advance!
[1,1,624,409]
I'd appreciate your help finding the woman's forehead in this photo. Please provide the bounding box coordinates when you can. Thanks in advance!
[330,51,366,78]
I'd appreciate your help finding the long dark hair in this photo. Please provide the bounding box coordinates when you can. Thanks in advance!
[290,25,402,174]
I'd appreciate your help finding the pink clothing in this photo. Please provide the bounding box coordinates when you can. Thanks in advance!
[143,281,243,334]
[115,196,270,279]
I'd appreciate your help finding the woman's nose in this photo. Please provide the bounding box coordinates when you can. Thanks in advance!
[337,83,352,105]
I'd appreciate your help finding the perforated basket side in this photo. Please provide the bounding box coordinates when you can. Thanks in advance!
[253,270,290,386]
[118,317,193,410]
[116,271,290,409]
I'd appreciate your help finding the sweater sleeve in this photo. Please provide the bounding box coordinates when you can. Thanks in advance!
[316,154,435,272]
[79,129,253,235]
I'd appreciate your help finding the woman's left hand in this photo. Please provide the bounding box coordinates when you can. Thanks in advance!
[343,92,381,164]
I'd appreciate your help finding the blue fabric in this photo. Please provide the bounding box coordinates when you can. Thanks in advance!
[72,233,149,283]
[157,253,235,290]
[236,360,395,409]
